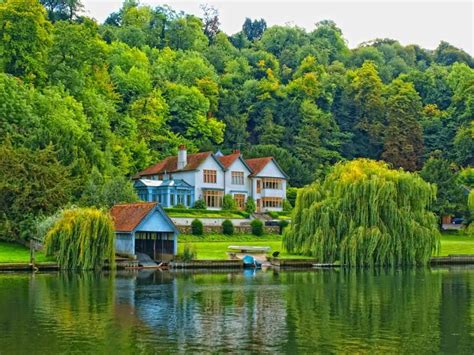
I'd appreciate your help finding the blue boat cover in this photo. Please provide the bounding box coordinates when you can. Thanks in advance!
[242,255,256,265]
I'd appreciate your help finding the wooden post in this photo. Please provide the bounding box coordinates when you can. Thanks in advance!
[30,239,36,268]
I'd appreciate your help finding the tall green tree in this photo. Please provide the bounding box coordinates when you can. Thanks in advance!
[420,152,467,221]
[382,79,424,171]
[349,61,386,158]
[0,141,73,241]
[0,0,52,82]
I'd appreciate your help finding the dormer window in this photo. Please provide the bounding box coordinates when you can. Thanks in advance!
[231,171,244,185]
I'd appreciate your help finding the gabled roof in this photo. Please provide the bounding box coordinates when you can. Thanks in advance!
[245,157,289,179]
[135,151,219,178]
[218,153,240,168]
[219,153,253,174]
[110,202,157,232]
[245,157,273,175]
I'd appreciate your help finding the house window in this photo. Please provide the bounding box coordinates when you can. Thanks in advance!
[262,197,282,208]
[256,180,261,193]
[203,190,223,208]
[203,169,217,183]
[234,194,245,209]
[170,194,175,206]
[231,171,244,185]
[262,178,283,190]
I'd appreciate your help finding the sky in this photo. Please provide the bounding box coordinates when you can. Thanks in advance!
[81,0,474,55]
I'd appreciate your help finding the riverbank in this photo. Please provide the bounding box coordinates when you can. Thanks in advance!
[1,232,473,267]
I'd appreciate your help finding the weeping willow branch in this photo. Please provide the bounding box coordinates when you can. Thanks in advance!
[283,159,440,267]
[44,208,115,270]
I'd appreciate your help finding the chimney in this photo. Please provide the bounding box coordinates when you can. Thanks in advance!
[177,145,187,170]
[233,149,241,154]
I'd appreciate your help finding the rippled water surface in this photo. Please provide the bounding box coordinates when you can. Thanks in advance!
[0,268,474,354]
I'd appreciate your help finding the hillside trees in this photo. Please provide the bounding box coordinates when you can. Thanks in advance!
[1,0,473,242]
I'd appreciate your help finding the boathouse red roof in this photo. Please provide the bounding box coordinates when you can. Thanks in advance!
[110,202,157,232]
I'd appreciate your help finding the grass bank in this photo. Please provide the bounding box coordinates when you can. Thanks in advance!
[439,232,474,255]
[180,231,474,260]
[0,242,51,264]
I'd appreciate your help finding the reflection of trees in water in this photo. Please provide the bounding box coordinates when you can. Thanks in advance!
[282,269,446,352]
[1,268,474,352]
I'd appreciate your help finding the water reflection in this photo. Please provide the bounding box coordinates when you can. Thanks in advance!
[0,267,473,353]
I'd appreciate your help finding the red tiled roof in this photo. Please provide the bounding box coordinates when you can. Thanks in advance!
[218,153,240,168]
[110,202,156,232]
[245,157,273,175]
[135,151,212,178]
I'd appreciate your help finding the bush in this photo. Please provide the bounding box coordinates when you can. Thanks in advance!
[267,211,278,219]
[191,218,203,235]
[182,243,197,261]
[245,197,256,214]
[222,219,234,235]
[250,219,264,236]
[222,194,236,211]
[279,220,289,234]
[283,199,293,212]
[193,199,206,209]
[175,203,186,209]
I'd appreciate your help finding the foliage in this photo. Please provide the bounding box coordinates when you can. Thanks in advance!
[0,142,73,241]
[192,199,207,209]
[284,159,440,266]
[191,219,204,236]
[0,0,52,82]
[181,243,197,261]
[222,194,237,211]
[286,188,298,207]
[80,168,139,208]
[221,219,234,235]
[283,199,293,212]
[1,1,473,242]
[44,208,115,270]
[419,153,467,219]
[250,219,264,236]
[245,197,256,214]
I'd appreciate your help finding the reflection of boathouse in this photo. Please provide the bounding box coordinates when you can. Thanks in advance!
[110,202,179,262]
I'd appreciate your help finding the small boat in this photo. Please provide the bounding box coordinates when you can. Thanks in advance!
[242,255,262,268]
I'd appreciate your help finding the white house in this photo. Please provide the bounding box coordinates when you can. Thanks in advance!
[134,146,288,212]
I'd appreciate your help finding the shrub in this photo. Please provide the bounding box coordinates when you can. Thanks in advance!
[245,197,256,214]
[191,218,203,235]
[283,199,293,212]
[279,220,289,234]
[175,203,186,209]
[222,194,236,211]
[250,219,264,236]
[193,199,206,209]
[182,243,197,261]
[267,211,278,219]
[222,219,234,235]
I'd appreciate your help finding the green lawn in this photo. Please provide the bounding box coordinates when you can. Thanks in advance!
[179,232,474,260]
[178,234,311,260]
[439,232,474,256]
[0,242,51,264]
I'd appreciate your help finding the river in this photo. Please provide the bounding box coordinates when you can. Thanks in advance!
[0,267,473,353]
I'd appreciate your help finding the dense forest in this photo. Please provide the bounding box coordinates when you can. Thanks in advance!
[0,0,473,241]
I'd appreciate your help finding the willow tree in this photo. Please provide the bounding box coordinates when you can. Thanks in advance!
[44,208,115,270]
[283,159,440,267]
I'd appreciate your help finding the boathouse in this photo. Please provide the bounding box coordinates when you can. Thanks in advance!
[110,202,179,262]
